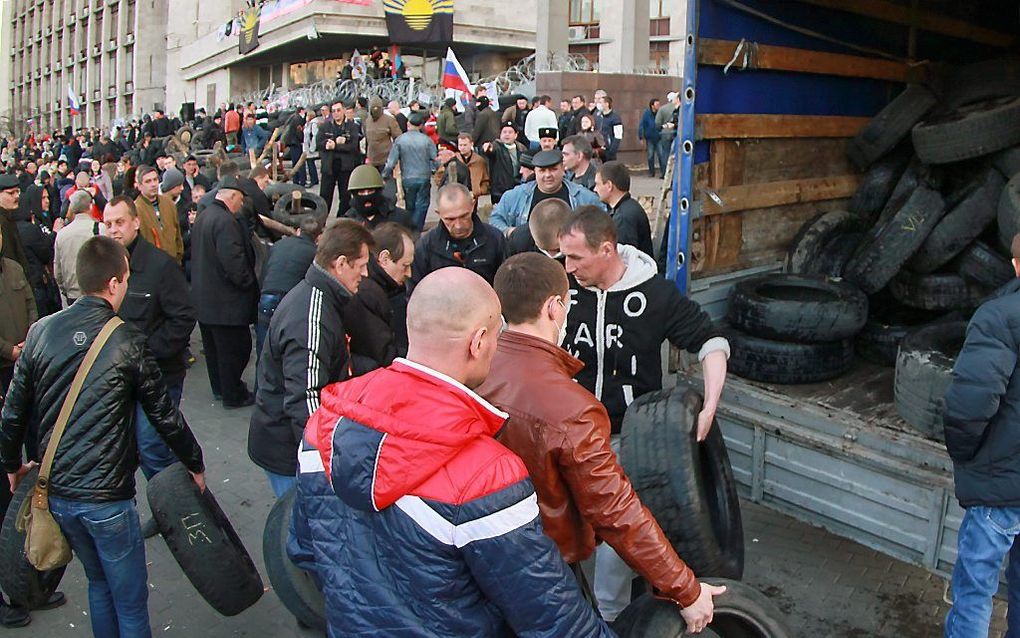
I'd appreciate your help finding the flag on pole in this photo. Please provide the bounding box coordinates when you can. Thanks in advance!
[441,48,472,94]
[67,85,80,116]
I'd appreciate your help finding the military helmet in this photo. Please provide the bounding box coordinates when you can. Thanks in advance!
[347,164,385,191]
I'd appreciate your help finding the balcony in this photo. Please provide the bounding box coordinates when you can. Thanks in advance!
[107,39,117,51]
[54,17,62,28]
[124,80,133,93]
[44,26,51,36]
[92,89,101,101]
[8,83,14,91]
[108,85,116,97]
[124,32,133,44]
[43,65,49,74]
[78,50,87,62]
[92,44,101,57]
[34,32,42,43]
[66,55,74,66]
[33,70,40,79]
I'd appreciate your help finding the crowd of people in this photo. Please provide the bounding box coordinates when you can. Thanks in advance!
[0,78,720,638]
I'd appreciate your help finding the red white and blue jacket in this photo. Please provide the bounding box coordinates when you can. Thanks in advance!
[296,358,614,637]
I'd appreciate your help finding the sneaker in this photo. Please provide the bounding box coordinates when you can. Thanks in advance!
[141,517,160,539]
[0,603,30,628]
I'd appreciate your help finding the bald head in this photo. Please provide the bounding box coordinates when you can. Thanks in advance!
[407,268,503,388]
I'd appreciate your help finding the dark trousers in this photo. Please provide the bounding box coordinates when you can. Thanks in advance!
[320,167,353,215]
[306,158,319,187]
[290,146,306,186]
[198,323,251,404]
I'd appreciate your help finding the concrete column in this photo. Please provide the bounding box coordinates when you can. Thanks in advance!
[535,0,568,71]
[668,2,689,79]
[599,0,650,73]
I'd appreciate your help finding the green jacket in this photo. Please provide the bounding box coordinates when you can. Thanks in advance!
[437,107,459,142]
[0,256,36,369]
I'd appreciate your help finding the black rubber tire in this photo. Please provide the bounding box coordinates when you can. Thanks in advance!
[848,146,912,223]
[955,240,1014,290]
[263,489,326,631]
[894,322,967,442]
[908,168,1006,274]
[264,181,305,201]
[811,231,865,278]
[997,174,1020,251]
[848,84,937,169]
[147,462,264,616]
[724,325,854,384]
[912,96,1020,165]
[993,146,1020,180]
[613,579,794,638]
[0,468,67,609]
[619,388,744,580]
[728,274,868,342]
[784,211,867,275]
[855,305,944,367]
[888,269,985,311]
[272,191,329,228]
[945,57,1020,110]
[844,185,946,294]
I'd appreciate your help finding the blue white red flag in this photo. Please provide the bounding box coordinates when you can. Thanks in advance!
[441,47,472,94]
[67,85,80,116]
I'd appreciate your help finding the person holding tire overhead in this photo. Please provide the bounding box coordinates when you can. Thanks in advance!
[298,267,613,637]
[1,236,205,638]
[943,234,1020,636]
[478,253,726,634]
[558,207,730,622]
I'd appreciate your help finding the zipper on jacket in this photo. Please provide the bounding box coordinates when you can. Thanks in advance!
[595,290,606,400]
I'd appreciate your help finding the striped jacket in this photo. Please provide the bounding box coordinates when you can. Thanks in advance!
[297,359,614,637]
[247,262,353,477]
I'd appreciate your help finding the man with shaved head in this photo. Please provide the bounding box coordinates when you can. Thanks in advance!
[297,267,613,637]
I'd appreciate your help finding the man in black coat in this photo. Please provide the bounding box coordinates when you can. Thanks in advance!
[408,183,505,294]
[0,175,29,273]
[481,122,527,204]
[190,177,259,408]
[342,164,415,231]
[593,161,654,259]
[317,100,363,215]
[248,220,374,497]
[345,222,415,374]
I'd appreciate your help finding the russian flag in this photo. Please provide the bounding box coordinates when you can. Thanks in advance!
[441,48,472,94]
[67,85,80,116]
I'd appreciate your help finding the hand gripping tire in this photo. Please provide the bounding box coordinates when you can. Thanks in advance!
[997,174,1020,251]
[784,211,867,275]
[844,185,946,294]
[955,240,1014,290]
[0,468,66,608]
[619,388,744,580]
[888,270,986,311]
[848,84,937,169]
[724,325,854,384]
[147,462,263,616]
[728,274,868,342]
[263,489,326,631]
[272,190,329,228]
[894,322,967,442]
[912,96,1020,165]
[612,579,794,638]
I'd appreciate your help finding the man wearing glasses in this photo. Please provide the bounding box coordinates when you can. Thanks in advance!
[316,100,363,215]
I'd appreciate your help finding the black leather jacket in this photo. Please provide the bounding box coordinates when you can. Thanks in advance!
[0,297,204,501]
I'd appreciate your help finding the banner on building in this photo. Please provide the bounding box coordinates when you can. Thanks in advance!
[383,0,454,45]
[260,0,372,23]
[239,6,261,55]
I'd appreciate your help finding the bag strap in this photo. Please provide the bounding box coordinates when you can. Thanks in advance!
[37,316,124,491]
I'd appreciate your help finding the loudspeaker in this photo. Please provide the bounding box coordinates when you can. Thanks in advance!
[180,102,196,122]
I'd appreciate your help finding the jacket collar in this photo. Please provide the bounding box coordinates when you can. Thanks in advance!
[367,258,402,295]
[994,277,1020,299]
[435,213,486,245]
[75,295,115,313]
[585,244,658,293]
[306,261,353,302]
[610,192,633,213]
[499,330,583,377]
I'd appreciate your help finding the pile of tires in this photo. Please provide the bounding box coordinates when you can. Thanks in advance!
[894,322,967,442]
[724,274,867,384]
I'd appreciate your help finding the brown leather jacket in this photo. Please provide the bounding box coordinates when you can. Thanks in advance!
[477,330,701,607]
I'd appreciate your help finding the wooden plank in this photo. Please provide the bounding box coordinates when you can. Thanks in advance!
[697,114,869,140]
[738,138,855,183]
[795,0,1014,48]
[698,38,909,82]
[702,175,860,216]
[696,141,746,274]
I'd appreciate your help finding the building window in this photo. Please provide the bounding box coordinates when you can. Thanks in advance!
[569,0,600,26]
[650,41,670,72]
[126,0,135,36]
[568,43,599,68]
[124,45,133,83]
[650,0,670,18]
[650,17,670,37]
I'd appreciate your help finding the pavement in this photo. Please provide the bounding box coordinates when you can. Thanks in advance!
[13,263,1008,637]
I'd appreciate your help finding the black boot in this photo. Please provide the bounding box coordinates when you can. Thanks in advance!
[0,595,29,628]
[34,591,66,611]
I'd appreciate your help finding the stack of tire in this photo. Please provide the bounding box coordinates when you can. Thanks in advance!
[724,274,868,384]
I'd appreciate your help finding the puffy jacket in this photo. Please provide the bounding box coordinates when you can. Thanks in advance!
[0,296,204,500]
[248,263,353,477]
[299,358,613,637]
[489,180,602,232]
[477,331,701,606]
[638,108,660,143]
[344,258,408,374]
[567,245,729,433]
[408,213,506,293]
[944,278,1020,506]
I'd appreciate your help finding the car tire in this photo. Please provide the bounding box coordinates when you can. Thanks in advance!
[955,240,1014,290]
[619,388,744,580]
[612,579,794,638]
[785,211,867,275]
[844,185,946,294]
[848,85,937,169]
[855,305,945,367]
[264,181,306,201]
[997,174,1020,251]
[888,269,986,311]
[894,322,967,442]
[0,468,66,609]
[992,146,1020,180]
[945,57,1020,110]
[912,96,1020,164]
[148,462,264,616]
[263,489,326,632]
[272,190,329,228]
[724,325,854,384]
[848,147,912,223]
[728,274,868,342]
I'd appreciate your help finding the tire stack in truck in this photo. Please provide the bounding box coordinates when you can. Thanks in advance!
[732,57,1020,443]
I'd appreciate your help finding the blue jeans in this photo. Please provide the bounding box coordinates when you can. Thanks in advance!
[290,146,306,186]
[265,470,298,499]
[402,179,430,231]
[49,498,151,638]
[946,505,1020,637]
[135,379,184,480]
[657,135,675,173]
[255,293,283,364]
[306,157,319,186]
[645,139,663,175]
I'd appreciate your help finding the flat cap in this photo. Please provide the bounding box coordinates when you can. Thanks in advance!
[408,111,428,127]
[216,175,246,194]
[0,173,20,190]
[532,149,563,168]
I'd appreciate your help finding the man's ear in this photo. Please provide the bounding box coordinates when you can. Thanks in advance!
[378,249,392,265]
[468,327,486,359]
[1013,258,1020,278]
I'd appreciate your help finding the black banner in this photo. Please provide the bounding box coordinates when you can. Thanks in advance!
[239,7,261,55]
[383,0,453,45]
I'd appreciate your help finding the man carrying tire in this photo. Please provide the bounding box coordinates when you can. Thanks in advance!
[297,267,613,637]
[558,207,730,622]
[478,253,726,634]
[943,234,1020,636]
[1,236,205,637]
